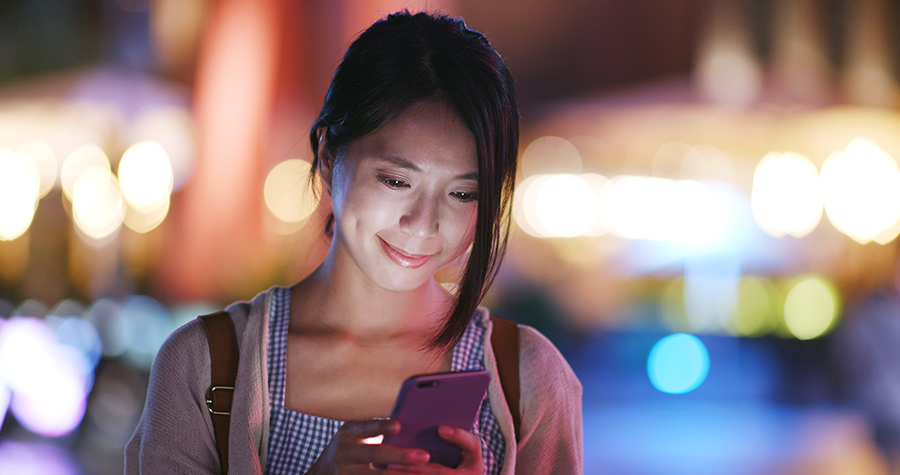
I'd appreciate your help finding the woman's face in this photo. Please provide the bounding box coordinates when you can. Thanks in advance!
[325,100,479,292]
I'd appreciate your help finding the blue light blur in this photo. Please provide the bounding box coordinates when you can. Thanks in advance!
[648,334,710,394]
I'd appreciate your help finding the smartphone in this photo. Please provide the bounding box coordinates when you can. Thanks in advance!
[381,370,491,468]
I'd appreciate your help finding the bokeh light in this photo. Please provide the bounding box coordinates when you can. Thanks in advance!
[647,333,710,394]
[127,107,197,190]
[751,151,823,238]
[580,173,612,236]
[696,42,763,108]
[60,144,110,201]
[118,140,174,213]
[0,148,38,241]
[263,159,319,228]
[783,276,841,340]
[0,441,79,475]
[513,174,553,238]
[0,381,9,429]
[85,299,129,358]
[520,136,583,176]
[123,196,170,233]
[0,317,90,437]
[820,138,900,244]
[16,140,58,198]
[119,295,175,370]
[605,176,724,243]
[535,174,598,237]
[729,276,778,337]
[72,166,126,241]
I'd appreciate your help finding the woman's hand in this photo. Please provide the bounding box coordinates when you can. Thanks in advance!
[306,419,430,474]
[308,422,485,475]
[383,426,485,475]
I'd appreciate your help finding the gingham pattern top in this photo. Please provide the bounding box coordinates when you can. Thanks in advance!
[265,287,506,474]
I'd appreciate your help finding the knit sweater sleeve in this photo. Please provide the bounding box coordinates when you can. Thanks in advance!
[125,319,221,474]
[515,325,584,474]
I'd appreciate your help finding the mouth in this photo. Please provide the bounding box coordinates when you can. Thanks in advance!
[378,237,433,269]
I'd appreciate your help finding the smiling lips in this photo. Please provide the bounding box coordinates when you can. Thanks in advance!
[378,237,433,269]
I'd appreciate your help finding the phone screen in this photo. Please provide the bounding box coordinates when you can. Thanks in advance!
[381,370,490,467]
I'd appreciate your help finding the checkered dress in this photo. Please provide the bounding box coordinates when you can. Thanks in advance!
[265,287,506,474]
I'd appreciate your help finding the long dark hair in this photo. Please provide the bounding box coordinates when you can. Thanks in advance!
[310,11,518,349]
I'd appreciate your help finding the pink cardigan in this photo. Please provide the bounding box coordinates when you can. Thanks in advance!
[125,287,583,474]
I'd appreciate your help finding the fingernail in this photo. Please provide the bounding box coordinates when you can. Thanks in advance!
[412,450,430,464]
[438,425,454,436]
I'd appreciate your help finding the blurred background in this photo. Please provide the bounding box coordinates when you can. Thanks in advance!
[2,0,900,473]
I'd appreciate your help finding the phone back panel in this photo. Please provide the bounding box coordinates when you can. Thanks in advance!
[384,370,490,467]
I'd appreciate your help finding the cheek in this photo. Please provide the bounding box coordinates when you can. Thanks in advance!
[451,207,478,250]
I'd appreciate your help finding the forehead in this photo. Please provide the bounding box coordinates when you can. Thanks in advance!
[343,100,478,173]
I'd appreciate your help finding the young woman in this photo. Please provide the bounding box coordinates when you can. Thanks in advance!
[126,11,582,475]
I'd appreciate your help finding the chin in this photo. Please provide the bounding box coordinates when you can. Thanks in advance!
[370,268,438,293]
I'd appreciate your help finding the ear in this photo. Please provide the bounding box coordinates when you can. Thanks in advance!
[316,126,335,193]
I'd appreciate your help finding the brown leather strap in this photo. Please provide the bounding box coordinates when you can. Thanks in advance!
[199,311,239,475]
[490,316,520,441]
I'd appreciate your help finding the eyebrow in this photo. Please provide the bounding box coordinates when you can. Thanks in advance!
[376,155,478,181]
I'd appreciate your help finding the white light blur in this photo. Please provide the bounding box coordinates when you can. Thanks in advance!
[0,379,10,429]
[520,136,583,176]
[0,317,91,437]
[128,107,196,191]
[264,159,319,226]
[820,138,900,244]
[72,166,126,241]
[535,174,598,237]
[751,151,823,238]
[16,140,57,197]
[0,441,80,475]
[580,173,612,236]
[605,176,724,243]
[60,143,110,201]
[513,174,553,237]
[118,140,174,213]
[0,148,38,241]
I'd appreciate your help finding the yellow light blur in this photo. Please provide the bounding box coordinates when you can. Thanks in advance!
[118,141,174,213]
[123,197,170,234]
[535,174,597,238]
[16,140,57,198]
[660,278,691,332]
[729,276,777,337]
[72,166,126,241]
[61,144,110,201]
[751,151,823,238]
[783,276,841,340]
[263,159,319,226]
[0,148,38,241]
[520,136,582,176]
[821,138,900,244]
[513,174,553,238]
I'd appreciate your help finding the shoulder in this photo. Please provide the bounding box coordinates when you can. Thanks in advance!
[516,324,582,400]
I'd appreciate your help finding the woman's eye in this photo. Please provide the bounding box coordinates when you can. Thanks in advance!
[378,175,409,189]
[452,191,478,202]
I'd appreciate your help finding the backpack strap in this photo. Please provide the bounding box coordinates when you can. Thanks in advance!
[489,316,521,441]
[199,311,239,475]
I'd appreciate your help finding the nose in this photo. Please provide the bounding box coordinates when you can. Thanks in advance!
[399,194,440,238]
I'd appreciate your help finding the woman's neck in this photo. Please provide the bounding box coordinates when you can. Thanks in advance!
[290,249,455,344]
